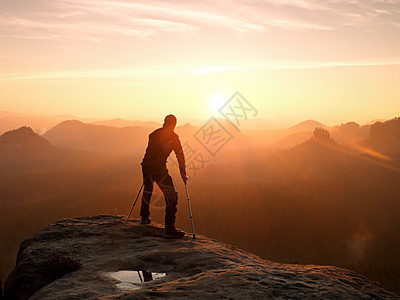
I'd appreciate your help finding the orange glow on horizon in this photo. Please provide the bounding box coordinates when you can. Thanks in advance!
[0,1,399,124]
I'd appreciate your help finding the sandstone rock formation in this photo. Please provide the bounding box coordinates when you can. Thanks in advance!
[4,215,398,299]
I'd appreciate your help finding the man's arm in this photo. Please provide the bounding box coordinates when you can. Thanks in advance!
[173,136,187,182]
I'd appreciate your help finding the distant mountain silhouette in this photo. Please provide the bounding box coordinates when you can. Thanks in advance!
[360,117,400,159]
[0,126,51,153]
[91,118,160,128]
[0,111,91,135]
[244,119,381,149]
[363,118,387,125]
[289,120,327,132]
[179,118,261,150]
[43,120,152,156]
[269,131,313,148]
[244,120,328,148]
[369,117,400,141]
[42,118,261,162]
[229,118,283,130]
[285,128,340,159]
[0,125,120,177]
[266,128,359,181]
[330,122,370,145]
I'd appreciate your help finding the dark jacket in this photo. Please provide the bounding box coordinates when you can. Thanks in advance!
[141,126,185,170]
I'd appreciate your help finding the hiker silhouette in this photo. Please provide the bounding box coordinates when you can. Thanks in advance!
[140,114,187,238]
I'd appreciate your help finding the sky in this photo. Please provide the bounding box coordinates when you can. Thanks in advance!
[0,0,400,125]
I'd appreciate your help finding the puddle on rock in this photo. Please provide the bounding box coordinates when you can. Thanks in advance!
[109,270,166,290]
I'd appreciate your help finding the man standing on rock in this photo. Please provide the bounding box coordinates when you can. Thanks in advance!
[140,114,187,238]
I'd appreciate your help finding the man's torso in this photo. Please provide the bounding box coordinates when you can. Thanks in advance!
[141,127,179,169]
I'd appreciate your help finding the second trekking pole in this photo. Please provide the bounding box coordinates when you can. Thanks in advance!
[126,182,144,222]
[184,181,196,239]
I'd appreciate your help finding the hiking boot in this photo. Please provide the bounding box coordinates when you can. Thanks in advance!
[140,217,151,225]
[164,227,185,238]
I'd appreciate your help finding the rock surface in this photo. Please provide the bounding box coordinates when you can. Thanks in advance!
[4,215,398,299]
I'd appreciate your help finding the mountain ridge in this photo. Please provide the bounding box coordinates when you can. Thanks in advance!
[0,126,51,153]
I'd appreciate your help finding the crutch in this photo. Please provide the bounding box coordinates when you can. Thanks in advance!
[126,183,144,222]
[184,181,196,239]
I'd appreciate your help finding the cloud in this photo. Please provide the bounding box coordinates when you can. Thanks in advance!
[256,60,400,70]
[0,66,187,81]
[0,0,399,67]
[1,0,357,44]
[263,19,332,31]
[53,0,266,33]
[262,0,331,11]
[2,60,400,82]
[239,0,400,30]
[0,1,199,42]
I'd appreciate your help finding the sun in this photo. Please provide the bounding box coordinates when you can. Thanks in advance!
[208,93,228,112]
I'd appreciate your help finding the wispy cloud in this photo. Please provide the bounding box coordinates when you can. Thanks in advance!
[2,60,400,82]
[262,0,331,11]
[53,0,265,32]
[263,19,332,31]
[3,0,375,43]
[1,0,399,68]
[241,0,400,30]
[0,1,199,42]
[256,61,400,70]
[1,0,400,38]
[0,64,199,82]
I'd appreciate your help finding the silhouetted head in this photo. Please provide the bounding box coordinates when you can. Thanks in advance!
[163,114,177,130]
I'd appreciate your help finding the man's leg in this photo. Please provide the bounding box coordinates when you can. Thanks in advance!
[140,167,153,221]
[155,172,178,230]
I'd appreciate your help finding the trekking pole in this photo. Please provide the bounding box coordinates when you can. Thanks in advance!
[184,181,196,239]
[126,183,144,222]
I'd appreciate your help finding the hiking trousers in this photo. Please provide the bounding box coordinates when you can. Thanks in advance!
[140,165,178,229]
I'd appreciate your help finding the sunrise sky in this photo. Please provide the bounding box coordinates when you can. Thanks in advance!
[1,0,399,125]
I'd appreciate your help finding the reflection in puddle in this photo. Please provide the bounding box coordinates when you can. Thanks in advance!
[109,270,167,290]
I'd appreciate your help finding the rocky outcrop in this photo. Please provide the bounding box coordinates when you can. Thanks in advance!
[4,215,398,299]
